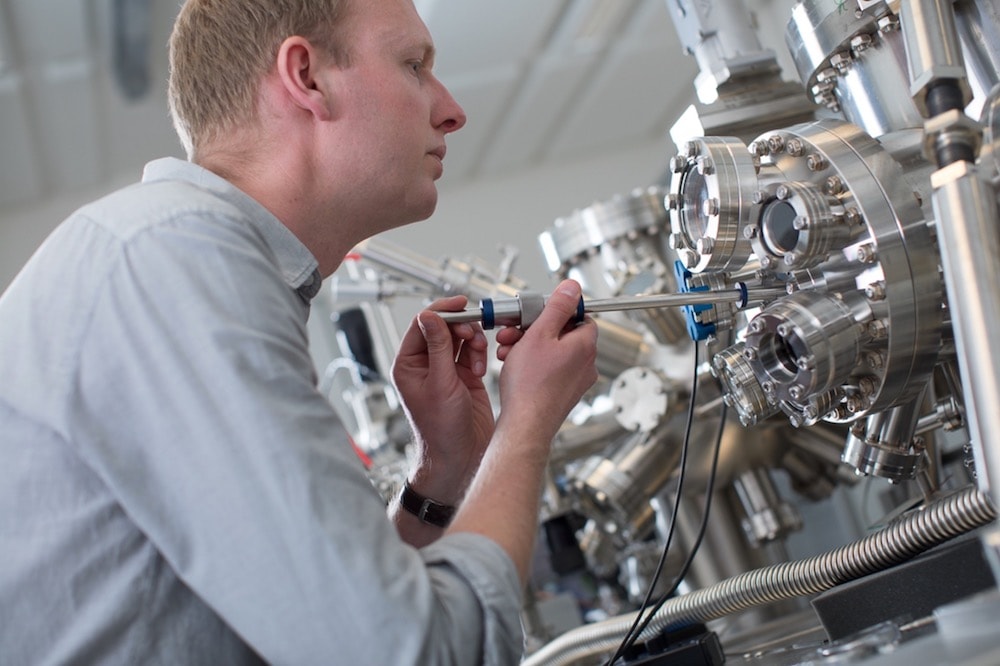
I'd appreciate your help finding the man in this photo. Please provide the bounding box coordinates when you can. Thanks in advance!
[0,0,598,664]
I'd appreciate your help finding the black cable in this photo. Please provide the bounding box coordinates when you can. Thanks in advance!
[604,342,701,666]
[621,401,728,644]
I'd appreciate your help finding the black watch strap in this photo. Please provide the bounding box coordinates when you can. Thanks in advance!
[399,482,456,528]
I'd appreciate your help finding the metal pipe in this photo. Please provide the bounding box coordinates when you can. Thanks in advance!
[436,286,788,328]
[932,160,1000,582]
[522,485,996,666]
[354,238,521,301]
[900,0,971,116]
[932,162,1000,499]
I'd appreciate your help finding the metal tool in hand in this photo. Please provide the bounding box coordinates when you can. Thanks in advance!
[435,284,787,329]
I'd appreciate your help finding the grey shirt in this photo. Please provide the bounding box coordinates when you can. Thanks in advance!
[0,158,523,665]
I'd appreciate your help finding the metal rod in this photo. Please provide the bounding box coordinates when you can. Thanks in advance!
[436,286,787,326]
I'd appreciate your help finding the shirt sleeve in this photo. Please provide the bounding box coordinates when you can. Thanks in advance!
[67,211,524,665]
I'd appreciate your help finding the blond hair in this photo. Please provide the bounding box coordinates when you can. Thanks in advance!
[168,0,350,158]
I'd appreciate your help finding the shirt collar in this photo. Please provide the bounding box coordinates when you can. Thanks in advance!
[141,157,322,302]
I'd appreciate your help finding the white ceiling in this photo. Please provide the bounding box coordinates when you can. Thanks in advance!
[0,0,700,215]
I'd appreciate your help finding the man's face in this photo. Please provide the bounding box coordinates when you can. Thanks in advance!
[325,0,466,230]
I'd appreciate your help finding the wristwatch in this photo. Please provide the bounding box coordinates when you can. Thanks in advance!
[399,482,456,528]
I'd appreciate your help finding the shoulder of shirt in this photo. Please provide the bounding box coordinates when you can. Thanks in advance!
[72,178,253,244]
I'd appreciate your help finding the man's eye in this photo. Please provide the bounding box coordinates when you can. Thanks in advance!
[409,61,423,74]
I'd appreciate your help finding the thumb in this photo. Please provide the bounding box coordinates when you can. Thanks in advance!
[417,311,459,375]
[531,280,583,336]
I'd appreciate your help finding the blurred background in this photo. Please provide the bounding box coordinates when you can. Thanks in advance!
[0,0,748,291]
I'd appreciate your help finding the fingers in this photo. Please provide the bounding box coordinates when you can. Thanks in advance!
[413,311,478,381]
[426,294,468,312]
[396,295,490,383]
[526,279,586,339]
[455,328,488,377]
[397,296,470,356]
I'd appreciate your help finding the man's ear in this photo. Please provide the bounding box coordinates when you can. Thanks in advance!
[276,36,334,121]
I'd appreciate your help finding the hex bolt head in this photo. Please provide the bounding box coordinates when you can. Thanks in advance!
[786,138,804,157]
[789,385,804,400]
[867,320,887,339]
[793,216,808,230]
[807,154,828,171]
[760,255,773,268]
[702,197,720,217]
[865,281,886,301]
[776,185,791,200]
[816,68,837,83]
[696,156,715,175]
[824,176,844,195]
[749,319,765,333]
[851,34,872,54]
[866,352,884,369]
[878,16,898,33]
[768,135,786,154]
[679,249,697,269]
[696,236,715,254]
[831,51,853,73]
[845,207,863,225]
[743,225,758,239]
[669,155,687,173]
[749,141,770,157]
[666,193,679,210]
[685,141,700,158]
[784,253,798,266]
[752,190,767,205]
[856,243,877,263]
[667,232,681,250]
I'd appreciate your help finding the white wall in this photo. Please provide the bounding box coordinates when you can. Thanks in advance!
[1,139,673,294]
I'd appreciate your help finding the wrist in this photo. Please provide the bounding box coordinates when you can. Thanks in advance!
[406,444,483,505]
[398,481,456,528]
[492,418,555,463]
[405,468,466,508]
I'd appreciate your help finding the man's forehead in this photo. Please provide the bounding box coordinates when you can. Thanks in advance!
[352,0,433,42]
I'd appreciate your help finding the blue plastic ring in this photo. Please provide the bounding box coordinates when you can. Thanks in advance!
[481,298,495,330]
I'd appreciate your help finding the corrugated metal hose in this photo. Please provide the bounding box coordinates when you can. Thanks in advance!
[523,485,997,666]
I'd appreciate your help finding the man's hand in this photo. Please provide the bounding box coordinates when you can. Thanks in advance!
[493,280,599,444]
[446,279,598,581]
[391,295,494,506]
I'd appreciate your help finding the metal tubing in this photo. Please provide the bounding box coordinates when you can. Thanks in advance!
[900,0,971,114]
[665,0,776,88]
[522,486,996,666]
[932,161,1000,504]
[436,286,788,327]
[354,238,520,301]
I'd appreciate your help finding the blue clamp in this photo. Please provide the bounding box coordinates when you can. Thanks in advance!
[480,298,496,330]
[674,260,716,341]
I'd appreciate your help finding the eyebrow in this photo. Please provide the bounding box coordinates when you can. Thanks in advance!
[417,39,436,64]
